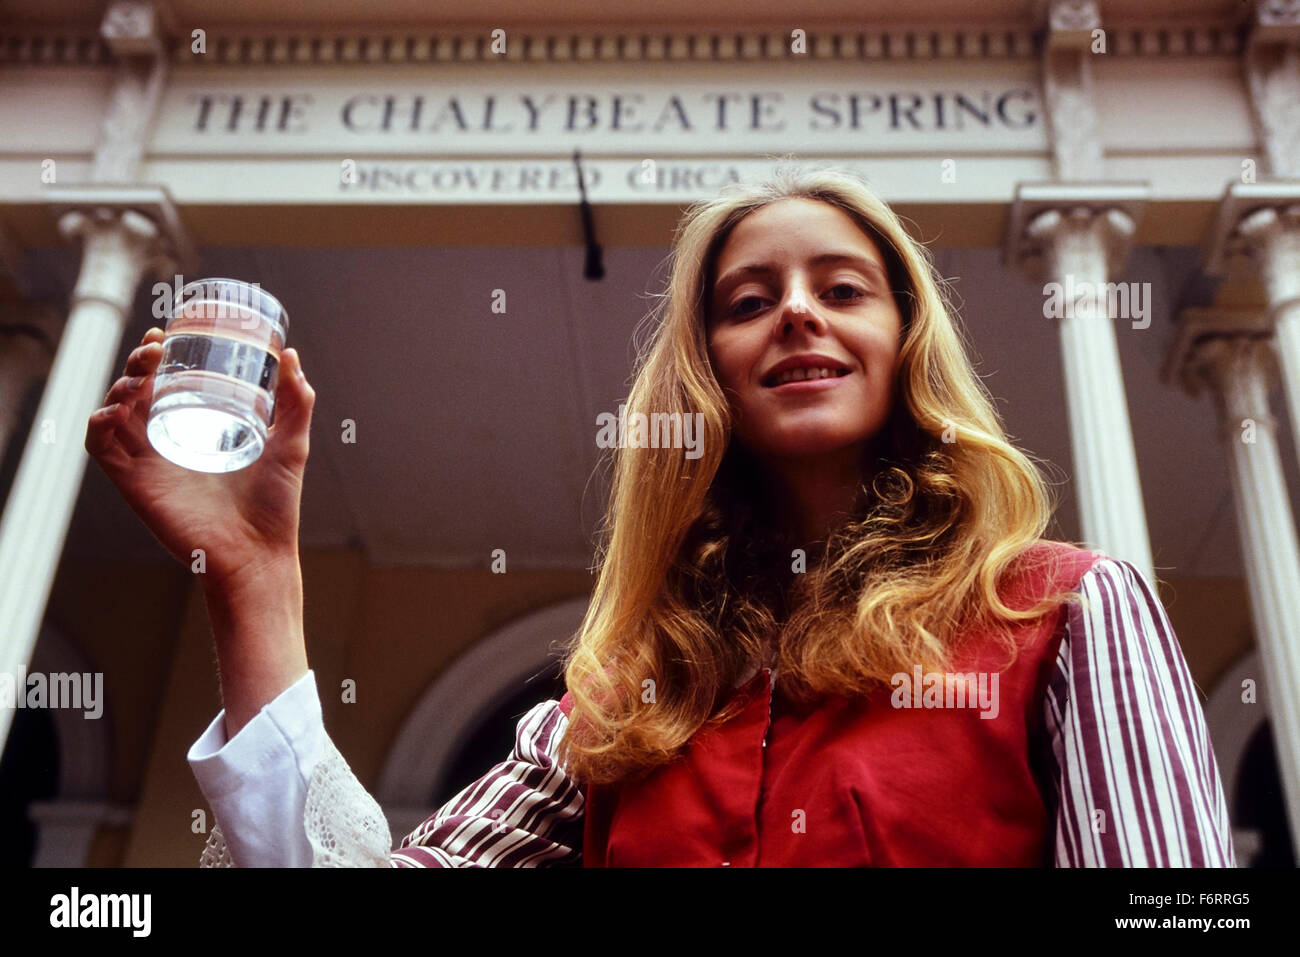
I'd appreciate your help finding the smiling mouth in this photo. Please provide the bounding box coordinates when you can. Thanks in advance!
[762,367,852,388]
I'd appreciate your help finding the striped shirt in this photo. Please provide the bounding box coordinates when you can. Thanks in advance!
[1043,558,1235,865]
[387,557,1237,867]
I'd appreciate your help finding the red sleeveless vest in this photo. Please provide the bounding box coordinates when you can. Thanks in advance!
[558,541,1104,867]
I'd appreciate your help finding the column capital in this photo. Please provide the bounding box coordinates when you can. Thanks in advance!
[1003,181,1149,279]
[46,184,196,281]
[1238,203,1300,311]
[1204,180,1300,275]
[1179,335,1280,447]
[1205,182,1300,321]
[1164,306,1278,415]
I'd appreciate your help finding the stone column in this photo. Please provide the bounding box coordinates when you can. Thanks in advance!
[0,207,178,749]
[1020,4,1156,581]
[1230,1,1300,465]
[1231,202,1300,467]
[0,0,191,755]
[1166,309,1300,850]
[1007,185,1156,584]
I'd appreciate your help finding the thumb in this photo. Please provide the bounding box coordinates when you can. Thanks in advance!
[265,348,315,457]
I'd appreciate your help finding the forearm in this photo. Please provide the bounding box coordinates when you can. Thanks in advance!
[202,552,309,739]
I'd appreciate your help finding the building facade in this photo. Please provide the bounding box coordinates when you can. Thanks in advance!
[0,0,1296,866]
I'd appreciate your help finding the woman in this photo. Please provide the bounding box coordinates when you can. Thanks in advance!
[86,166,1235,867]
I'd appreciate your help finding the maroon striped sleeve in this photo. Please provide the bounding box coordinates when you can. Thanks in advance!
[389,698,585,867]
[1042,558,1237,867]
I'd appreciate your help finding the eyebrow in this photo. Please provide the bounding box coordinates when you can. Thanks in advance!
[713,252,889,296]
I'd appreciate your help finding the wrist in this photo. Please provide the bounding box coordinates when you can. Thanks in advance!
[200,550,309,735]
[200,547,302,603]
[203,551,304,651]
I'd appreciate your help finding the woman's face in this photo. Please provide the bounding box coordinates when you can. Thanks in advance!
[706,197,905,464]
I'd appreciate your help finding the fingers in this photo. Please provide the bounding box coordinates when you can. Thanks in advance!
[114,394,156,457]
[86,328,168,464]
[264,348,315,465]
[272,348,314,426]
[86,408,158,476]
[102,364,156,449]
[103,372,149,406]
[87,387,154,461]
[124,336,164,377]
[113,329,166,451]
[85,402,128,461]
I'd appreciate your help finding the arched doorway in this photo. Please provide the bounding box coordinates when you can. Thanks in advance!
[375,597,587,839]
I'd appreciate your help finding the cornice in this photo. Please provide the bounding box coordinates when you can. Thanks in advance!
[0,21,1245,67]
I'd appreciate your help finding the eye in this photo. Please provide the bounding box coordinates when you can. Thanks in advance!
[728,295,766,318]
[825,283,866,302]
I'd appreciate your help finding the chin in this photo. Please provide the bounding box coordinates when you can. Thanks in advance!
[745,430,874,460]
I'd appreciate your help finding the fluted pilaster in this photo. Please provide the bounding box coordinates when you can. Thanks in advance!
[1237,204,1300,466]
[1008,190,1156,584]
[0,207,175,749]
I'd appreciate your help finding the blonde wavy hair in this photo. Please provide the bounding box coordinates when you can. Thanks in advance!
[557,164,1081,786]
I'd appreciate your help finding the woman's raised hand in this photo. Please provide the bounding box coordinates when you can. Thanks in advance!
[85,326,317,594]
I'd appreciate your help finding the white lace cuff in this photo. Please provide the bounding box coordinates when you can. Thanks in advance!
[189,670,391,867]
[303,734,393,866]
[198,732,392,868]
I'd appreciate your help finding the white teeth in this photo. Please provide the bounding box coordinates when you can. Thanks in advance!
[775,366,836,385]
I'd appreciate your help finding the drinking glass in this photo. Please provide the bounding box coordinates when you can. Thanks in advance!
[146,278,289,473]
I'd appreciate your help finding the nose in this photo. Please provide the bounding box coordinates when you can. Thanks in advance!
[776,277,826,336]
